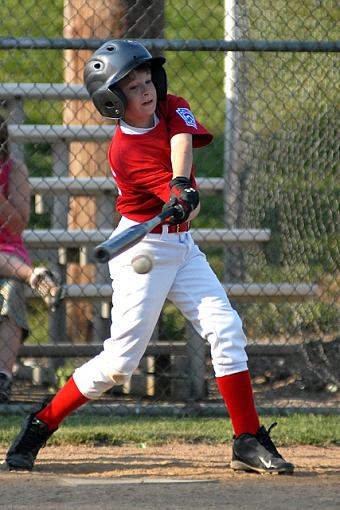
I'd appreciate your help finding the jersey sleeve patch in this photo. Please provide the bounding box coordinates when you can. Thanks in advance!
[176,108,197,129]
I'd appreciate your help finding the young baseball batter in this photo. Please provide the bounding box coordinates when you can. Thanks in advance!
[6,40,294,475]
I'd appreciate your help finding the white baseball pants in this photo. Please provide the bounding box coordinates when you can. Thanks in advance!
[74,218,248,398]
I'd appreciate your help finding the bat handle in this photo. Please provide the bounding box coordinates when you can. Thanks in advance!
[157,205,181,223]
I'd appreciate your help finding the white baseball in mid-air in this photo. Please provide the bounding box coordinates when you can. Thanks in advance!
[131,250,155,274]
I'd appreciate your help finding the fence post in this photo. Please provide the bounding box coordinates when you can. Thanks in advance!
[5,97,25,162]
[48,142,68,351]
[186,322,206,400]
[223,0,247,282]
[93,191,115,342]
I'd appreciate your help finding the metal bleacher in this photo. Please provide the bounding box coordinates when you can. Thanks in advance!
[1,82,319,399]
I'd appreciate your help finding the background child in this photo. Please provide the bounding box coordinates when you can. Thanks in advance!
[0,114,64,402]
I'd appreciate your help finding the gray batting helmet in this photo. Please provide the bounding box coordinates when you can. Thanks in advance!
[84,40,167,119]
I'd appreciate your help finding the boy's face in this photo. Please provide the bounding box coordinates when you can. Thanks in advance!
[119,69,157,128]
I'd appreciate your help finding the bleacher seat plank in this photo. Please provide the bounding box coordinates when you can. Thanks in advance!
[29,176,225,192]
[25,282,318,302]
[23,228,271,247]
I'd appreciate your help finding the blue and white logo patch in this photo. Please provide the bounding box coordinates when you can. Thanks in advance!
[176,108,197,129]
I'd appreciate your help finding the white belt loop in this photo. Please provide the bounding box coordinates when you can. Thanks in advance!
[162,224,169,234]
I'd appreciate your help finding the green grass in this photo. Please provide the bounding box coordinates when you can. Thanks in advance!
[27,303,49,344]
[0,414,339,447]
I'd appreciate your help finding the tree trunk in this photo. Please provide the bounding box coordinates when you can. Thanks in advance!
[63,0,164,342]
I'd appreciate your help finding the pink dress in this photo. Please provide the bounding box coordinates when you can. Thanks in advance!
[0,158,31,265]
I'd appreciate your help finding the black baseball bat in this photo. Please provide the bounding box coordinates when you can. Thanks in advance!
[93,206,179,263]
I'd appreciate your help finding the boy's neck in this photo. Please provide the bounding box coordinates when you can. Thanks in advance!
[122,114,155,129]
[120,114,157,131]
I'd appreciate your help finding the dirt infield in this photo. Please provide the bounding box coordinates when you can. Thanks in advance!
[0,444,339,510]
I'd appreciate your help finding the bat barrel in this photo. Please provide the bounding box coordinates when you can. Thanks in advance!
[93,224,148,263]
[93,207,178,263]
[93,245,111,264]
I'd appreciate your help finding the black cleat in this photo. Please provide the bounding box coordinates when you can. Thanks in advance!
[0,373,12,403]
[231,423,294,474]
[6,412,56,471]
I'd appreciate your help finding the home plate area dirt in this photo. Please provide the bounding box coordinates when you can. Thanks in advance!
[0,444,339,510]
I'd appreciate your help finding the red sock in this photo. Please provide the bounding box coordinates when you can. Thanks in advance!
[216,370,260,437]
[36,376,89,430]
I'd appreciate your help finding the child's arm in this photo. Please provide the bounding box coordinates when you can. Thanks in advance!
[163,132,200,223]
[170,133,193,180]
[171,132,201,220]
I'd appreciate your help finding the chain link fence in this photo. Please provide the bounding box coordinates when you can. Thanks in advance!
[0,0,339,414]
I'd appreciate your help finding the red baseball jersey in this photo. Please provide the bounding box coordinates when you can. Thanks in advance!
[108,94,213,222]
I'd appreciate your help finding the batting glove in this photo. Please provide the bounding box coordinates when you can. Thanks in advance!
[162,197,188,224]
[162,177,199,224]
[170,177,199,209]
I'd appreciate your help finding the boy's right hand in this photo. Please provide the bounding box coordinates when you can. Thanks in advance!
[162,197,189,224]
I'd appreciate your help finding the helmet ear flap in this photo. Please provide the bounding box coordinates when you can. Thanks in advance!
[92,85,127,119]
[152,66,167,101]
[107,85,127,118]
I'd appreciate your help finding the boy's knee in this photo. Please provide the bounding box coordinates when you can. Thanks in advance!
[73,359,132,399]
[106,370,130,386]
